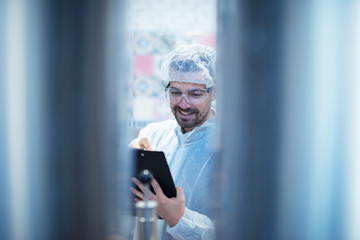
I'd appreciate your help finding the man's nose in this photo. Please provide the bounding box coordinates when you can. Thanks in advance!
[178,94,191,108]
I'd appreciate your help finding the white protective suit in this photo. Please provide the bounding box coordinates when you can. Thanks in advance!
[131,117,216,240]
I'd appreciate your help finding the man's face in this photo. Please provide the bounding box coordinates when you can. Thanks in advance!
[168,79,215,133]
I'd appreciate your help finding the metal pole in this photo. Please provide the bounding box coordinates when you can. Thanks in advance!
[217,0,284,239]
[136,170,158,240]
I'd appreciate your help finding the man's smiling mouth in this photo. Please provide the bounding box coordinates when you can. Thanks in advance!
[179,109,194,116]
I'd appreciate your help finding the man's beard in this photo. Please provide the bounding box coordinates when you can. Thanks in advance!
[173,105,211,131]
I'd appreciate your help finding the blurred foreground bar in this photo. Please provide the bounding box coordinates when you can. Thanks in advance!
[42,1,110,239]
[217,0,283,239]
[217,0,359,240]
[0,0,126,239]
[41,1,131,239]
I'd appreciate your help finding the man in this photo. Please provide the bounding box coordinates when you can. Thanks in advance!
[130,44,216,240]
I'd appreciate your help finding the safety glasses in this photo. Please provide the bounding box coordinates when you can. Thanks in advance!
[165,87,212,104]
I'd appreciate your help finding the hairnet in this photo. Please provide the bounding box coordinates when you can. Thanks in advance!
[160,44,216,88]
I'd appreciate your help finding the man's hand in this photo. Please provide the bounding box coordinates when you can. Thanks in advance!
[130,177,185,227]
[129,137,153,151]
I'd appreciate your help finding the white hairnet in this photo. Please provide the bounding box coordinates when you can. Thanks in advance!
[160,44,216,88]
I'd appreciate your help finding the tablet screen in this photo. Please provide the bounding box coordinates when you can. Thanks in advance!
[133,149,177,198]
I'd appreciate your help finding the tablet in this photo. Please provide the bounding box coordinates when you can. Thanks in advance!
[133,149,177,198]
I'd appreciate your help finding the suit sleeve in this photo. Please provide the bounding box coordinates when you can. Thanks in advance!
[165,208,215,240]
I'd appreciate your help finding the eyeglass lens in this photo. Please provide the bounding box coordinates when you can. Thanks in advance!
[166,88,210,104]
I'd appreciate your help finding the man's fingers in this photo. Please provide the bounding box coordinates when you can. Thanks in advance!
[131,177,157,200]
[131,177,146,193]
[150,178,165,198]
[138,137,153,151]
[130,186,144,200]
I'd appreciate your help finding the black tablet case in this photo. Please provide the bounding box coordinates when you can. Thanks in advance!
[133,149,177,198]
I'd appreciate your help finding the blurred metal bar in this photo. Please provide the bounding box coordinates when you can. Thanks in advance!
[25,0,52,239]
[217,1,360,240]
[344,3,360,240]
[279,1,346,239]
[104,1,133,239]
[277,1,351,240]
[0,1,129,239]
[38,1,124,239]
[216,0,284,239]
[0,0,10,239]
[41,1,107,239]
[5,0,30,239]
